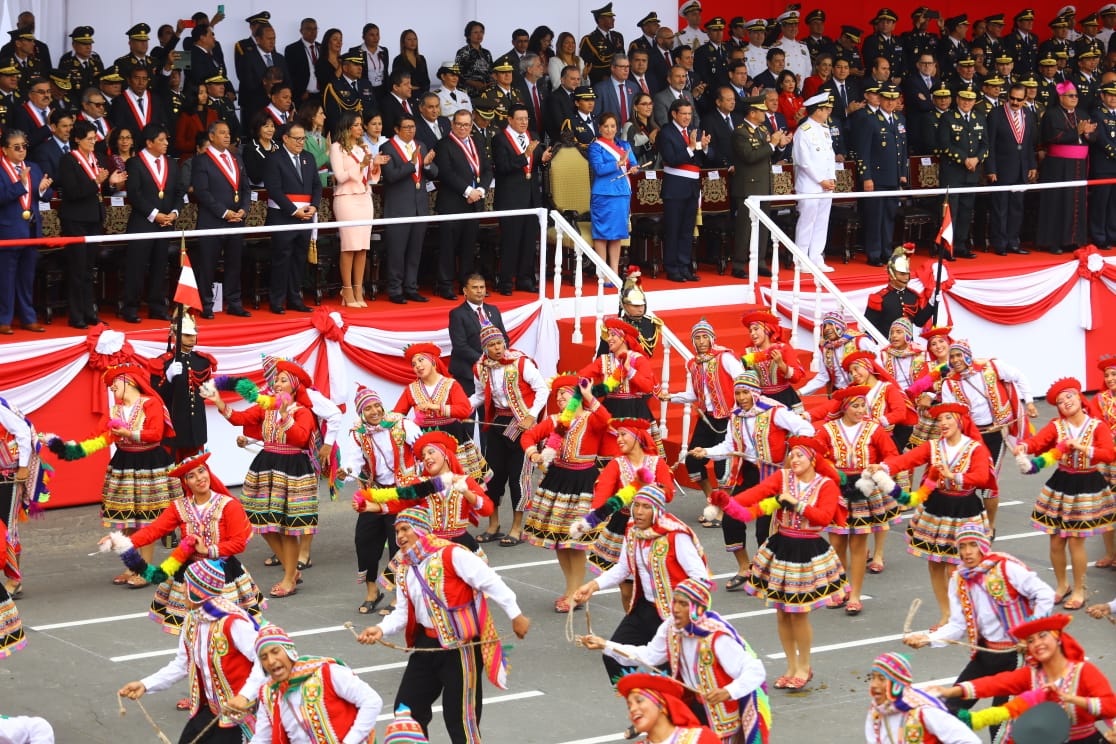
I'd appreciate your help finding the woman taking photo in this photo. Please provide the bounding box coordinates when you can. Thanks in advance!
[174,82,217,161]
[106,126,135,193]
[392,30,430,94]
[331,111,387,308]
[317,29,344,84]
[588,112,638,277]
[243,111,279,187]
[297,100,330,187]
[622,92,659,168]
[56,119,126,329]
[549,32,582,86]
[775,71,806,131]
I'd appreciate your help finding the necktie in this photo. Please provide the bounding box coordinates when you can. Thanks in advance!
[682,127,690,146]
[222,153,234,174]
[618,83,628,120]
[450,91,458,101]
[476,306,485,321]
[40,108,47,120]
[664,49,671,66]
[638,76,648,94]
[403,99,412,114]
[531,85,542,129]
[310,44,318,64]
[725,114,732,127]
[518,133,527,150]
[925,76,932,88]
[264,52,273,67]
[292,153,302,182]
[15,164,22,178]
[838,83,846,106]
[62,143,69,154]
[136,96,144,115]
[94,119,104,135]
[768,113,776,129]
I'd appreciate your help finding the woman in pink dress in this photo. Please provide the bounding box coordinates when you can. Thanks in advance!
[329,111,389,308]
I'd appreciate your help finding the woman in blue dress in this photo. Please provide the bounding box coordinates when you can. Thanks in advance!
[588,112,639,277]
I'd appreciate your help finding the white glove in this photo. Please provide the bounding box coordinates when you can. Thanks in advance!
[165,360,183,381]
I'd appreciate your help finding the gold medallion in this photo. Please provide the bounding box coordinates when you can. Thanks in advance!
[21,209,30,220]
[158,190,164,199]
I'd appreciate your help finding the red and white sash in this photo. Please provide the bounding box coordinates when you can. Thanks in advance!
[1008,108,1025,145]
[593,136,628,170]
[71,149,100,182]
[450,134,480,179]
[140,151,168,197]
[205,148,240,191]
[505,128,534,177]
[390,136,421,187]
[22,103,47,128]
[125,91,151,128]
[1,157,31,215]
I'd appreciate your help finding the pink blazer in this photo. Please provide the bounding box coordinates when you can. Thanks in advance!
[329,142,376,196]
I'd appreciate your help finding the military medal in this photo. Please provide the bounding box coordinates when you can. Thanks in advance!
[21,210,30,220]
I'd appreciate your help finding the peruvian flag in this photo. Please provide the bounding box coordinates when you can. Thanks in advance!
[173,251,202,310]
[936,199,953,257]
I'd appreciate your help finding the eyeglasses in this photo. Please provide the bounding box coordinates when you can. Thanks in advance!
[90,100,106,107]
[1008,96,1025,101]
[30,88,50,95]
[452,122,471,128]
[288,135,307,141]
[398,124,416,130]
[1063,93,1079,97]
[7,143,26,150]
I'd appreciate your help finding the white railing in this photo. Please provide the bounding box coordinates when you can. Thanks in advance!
[548,210,694,451]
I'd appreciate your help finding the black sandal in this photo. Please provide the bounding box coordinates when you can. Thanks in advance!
[476,531,505,544]
[358,591,385,615]
[725,574,750,592]
[263,554,281,567]
[297,559,313,570]
[378,604,397,616]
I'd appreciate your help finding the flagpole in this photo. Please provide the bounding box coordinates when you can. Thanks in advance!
[175,234,186,363]
[932,189,950,327]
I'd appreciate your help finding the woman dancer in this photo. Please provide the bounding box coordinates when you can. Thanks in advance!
[907,325,953,448]
[203,359,320,598]
[709,436,847,690]
[521,376,611,612]
[867,403,996,629]
[99,451,264,632]
[1014,377,1115,611]
[740,309,806,412]
[617,673,721,744]
[815,386,900,615]
[1092,354,1116,568]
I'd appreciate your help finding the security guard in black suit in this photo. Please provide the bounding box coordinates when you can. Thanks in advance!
[694,18,729,88]
[854,84,908,266]
[322,52,377,136]
[1001,9,1039,76]
[561,86,598,153]
[862,9,905,82]
[580,3,625,85]
[936,89,987,258]
[57,27,103,95]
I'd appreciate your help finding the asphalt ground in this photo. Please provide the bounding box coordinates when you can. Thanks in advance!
[5,405,1116,743]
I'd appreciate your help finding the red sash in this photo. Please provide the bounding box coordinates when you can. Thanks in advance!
[450,134,480,179]
[205,148,240,190]
[140,151,168,198]
[1,157,31,217]
[504,128,534,177]
[125,92,151,128]
[71,149,100,182]
[21,103,47,128]
[390,136,421,187]
[265,104,287,125]
[594,136,628,169]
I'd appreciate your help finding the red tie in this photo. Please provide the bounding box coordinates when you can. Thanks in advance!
[768,114,776,130]
[681,127,690,146]
[664,50,671,66]
[223,153,233,170]
[638,76,648,94]
[531,85,542,132]
[476,306,486,321]
[310,44,318,64]
[403,99,412,114]
[619,84,628,121]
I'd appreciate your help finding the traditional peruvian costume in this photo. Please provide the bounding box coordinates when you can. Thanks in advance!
[740,309,807,411]
[865,652,981,744]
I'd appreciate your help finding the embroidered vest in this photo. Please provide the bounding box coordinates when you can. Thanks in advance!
[725,407,784,486]
[1097,391,1116,427]
[172,494,230,550]
[601,351,645,395]
[881,349,927,389]
[823,420,878,471]
[183,614,255,728]
[1053,418,1102,471]
[409,378,455,424]
[944,361,1014,428]
[953,555,1034,656]
[930,437,979,493]
[554,411,602,466]
[112,397,154,449]
[666,631,744,738]
[686,351,735,417]
[819,336,865,390]
[475,354,537,426]
[626,532,701,618]
[260,662,360,744]
[262,407,296,445]
[745,342,797,391]
[351,424,418,486]
[400,545,479,649]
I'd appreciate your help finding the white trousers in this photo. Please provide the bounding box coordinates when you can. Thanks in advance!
[794,194,833,266]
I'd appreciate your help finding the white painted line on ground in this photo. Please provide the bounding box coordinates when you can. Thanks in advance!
[112,624,349,662]
[352,661,408,674]
[493,559,558,571]
[374,690,544,721]
[555,733,628,744]
[993,531,1043,542]
[32,611,149,631]
[766,632,906,659]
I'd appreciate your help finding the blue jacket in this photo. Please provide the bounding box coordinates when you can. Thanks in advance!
[588,138,634,196]
[0,160,52,238]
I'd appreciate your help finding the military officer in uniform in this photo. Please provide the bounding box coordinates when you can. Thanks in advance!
[743,19,769,80]
[5,30,49,94]
[773,10,812,84]
[0,64,18,130]
[793,92,838,272]
[937,89,987,259]
[1089,83,1116,249]
[58,27,103,96]
[96,65,124,107]
[804,10,837,63]
[477,60,522,127]
[561,86,598,153]
[676,0,709,51]
[1073,14,1105,61]
[323,52,376,137]
[974,75,1005,116]
[972,14,1006,67]
[1038,16,1074,69]
[48,71,74,113]
[912,86,953,155]
[471,105,498,162]
[580,3,625,86]
[950,57,981,98]
[937,15,972,82]
[1035,56,1060,107]
[630,12,660,57]
[694,17,728,88]
[854,83,908,266]
[1002,9,1039,77]
[1070,48,1101,111]
[836,26,866,76]
[863,8,905,83]
[234,11,270,82]
[112,24,159,81]
[204,74,240,145]
[731,95,786,278]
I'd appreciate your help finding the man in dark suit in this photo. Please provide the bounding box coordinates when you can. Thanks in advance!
[414,92,451,150]
[30,109,72,176]
[0,128,51,334]
[263,122,322,314]
[110,63,167,133]
[190,120,251,319]
[187,24,224,90]
[284,18,321,102]
[122,124,184,323]
[448,274,508,395]
[751,48,785,91]
[238,24,288,131]
[658,98,709,282]
[434,110,493,299]
[492,104,552,295]
[515,54,548,139]
[820,58,864,137]
[12,77,54,151]
[380,70,416,137]
[903,52,940,116]
[544,64,580,142]
[494,28,531,84]
[381,114,438,304]
[986,83,1037,255]
[704,86,739,168]
[628,48,660,97]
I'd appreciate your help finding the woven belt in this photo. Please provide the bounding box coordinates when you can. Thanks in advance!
[780,527,823,538]
[116,442,157,452]
[264,444,304,455]
[554,460,597,470]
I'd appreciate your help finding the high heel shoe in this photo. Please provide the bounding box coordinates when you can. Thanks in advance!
[340,286,356,307]
[354,284,368,308]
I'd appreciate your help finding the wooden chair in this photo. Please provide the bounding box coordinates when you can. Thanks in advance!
[695,169,732,274]
[899,156,940,249]
[629,170,665,277]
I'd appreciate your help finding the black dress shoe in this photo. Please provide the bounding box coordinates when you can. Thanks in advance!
[200,310,216,319]
[149,309,171,321]
[388,295,407,304]
[497,287,513,296]
[993,247,1008,256]
[666,273,687,283]
[731,269,748,279]
[68,320,88,330]
[1048,247,1066,255]
[517,281,538,293]
[227,306,252,317]
[122,313,142,324]
[1008,246,1030,255]
[288,303,312,313]
[686,272,701,282]
[269,306,286,315]
[866,258,885,267]
[758,265,773,277]
[405,292,429,303]
[956,250,978,259]
[437,290,456,300]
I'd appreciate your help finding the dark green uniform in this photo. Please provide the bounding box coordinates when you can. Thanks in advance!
[936,108,988,250]
[579,28,624,85]
[57,51,103,95]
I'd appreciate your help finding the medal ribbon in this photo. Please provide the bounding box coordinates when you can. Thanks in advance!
[205,148,240,190]
[1,157,31,214]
